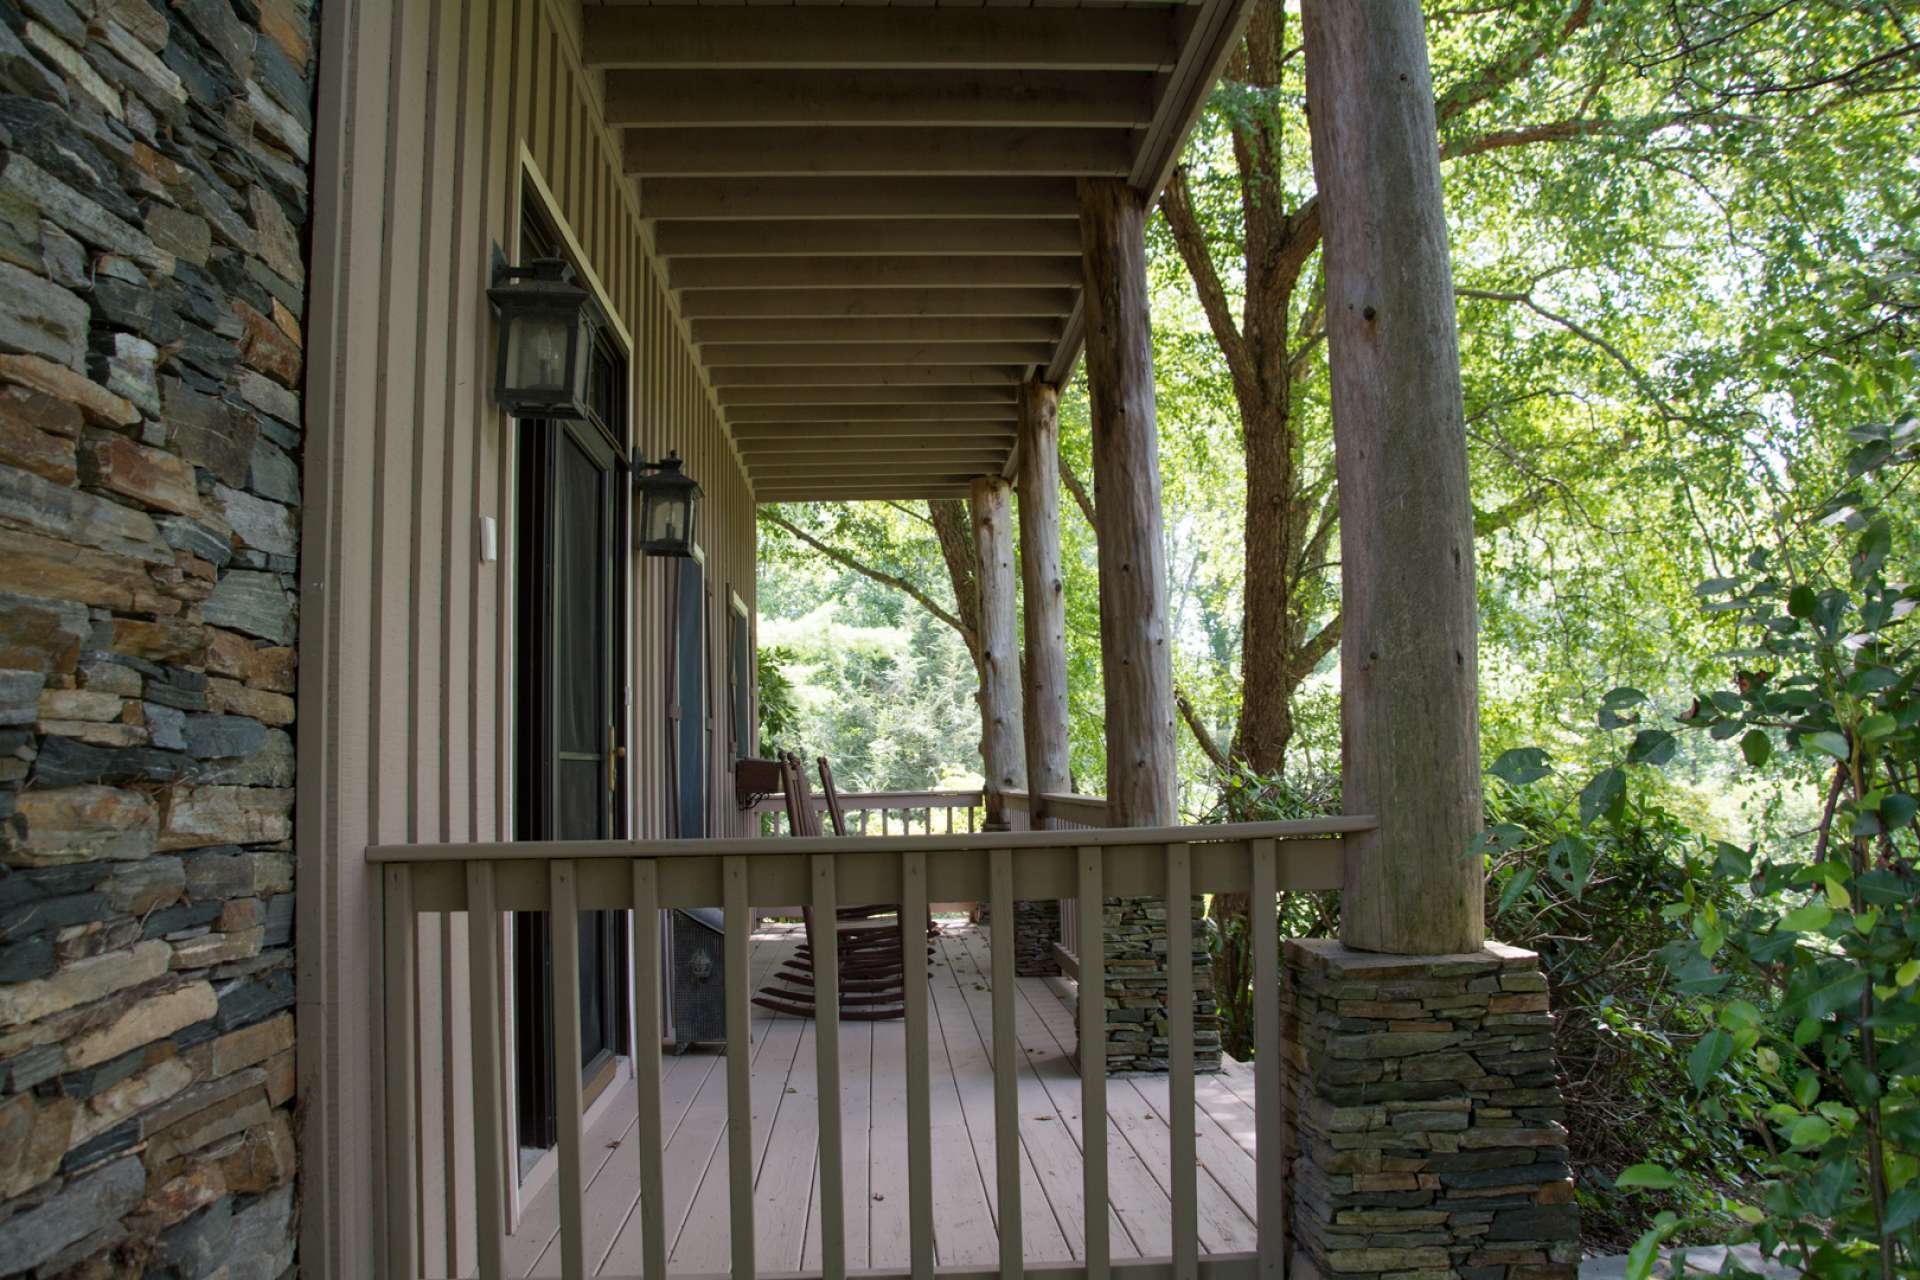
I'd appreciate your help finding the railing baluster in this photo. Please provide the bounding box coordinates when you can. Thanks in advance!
[723,855,756,1280]
[901,849,935,1280]
[989,846,1024,1279]
[1166,843,1198,1280]
[382,865,419,1280]
[1252,837,1283,1280]
[466,863,507,1280]
[551,862,587,1279]
[633,860,668,1280]
[812,851,847,1280]
[1077,845,1108,1280]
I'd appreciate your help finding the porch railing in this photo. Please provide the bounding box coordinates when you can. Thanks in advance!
[1003,793,1113,975]
[752,787,987,836]
[368,815,1371,1280]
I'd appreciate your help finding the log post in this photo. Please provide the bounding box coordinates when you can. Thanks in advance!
[1303,0,1484,955]
[1015,380,1071,821]
[970,475,1027,830]
[1076,176,1175,829]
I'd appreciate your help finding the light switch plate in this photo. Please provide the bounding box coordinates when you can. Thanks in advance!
[479,515,498,563]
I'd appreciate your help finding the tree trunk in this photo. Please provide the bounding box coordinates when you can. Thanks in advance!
[971,476,1027,829]
[1235,394,1298,777]
[1077,176,1176,828]
[1016,381,1072,820]
[1304,0,1485,955]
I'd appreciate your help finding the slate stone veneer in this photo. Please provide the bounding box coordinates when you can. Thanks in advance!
[1080,896,1222,1073]
[0,0,312,1275]
[1281,939,1580,1280]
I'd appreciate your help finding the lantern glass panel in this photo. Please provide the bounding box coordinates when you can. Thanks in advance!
[505,311,576,398]
[642,487,695,550]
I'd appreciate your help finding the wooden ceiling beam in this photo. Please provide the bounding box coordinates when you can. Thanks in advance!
[709,365,1024,389]
[717,385,1016,407]
[654,219,1080,259]
[624,127,1134,178]
[671,256,1081,291]
[605,70,1157,129]
[752,458,1007,479]
[704,343,1056,369]
[679,288,1077,321]
[638,177,1080,221]
[729,406,1015,427]
[756,487,977,503]
[695,317,1062,346]
[580,9,1184,72]
[737,426,1017,448]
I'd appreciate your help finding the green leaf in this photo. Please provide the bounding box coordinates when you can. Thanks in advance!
[1719,1000,1762,1032]
[1628,728,1677,766]
[1578,768,1626,827]
[1740,729,1772,766]
[1859,712,1898,741]
[1778,903,1833,933]
[1688,1029,1733,1091]
[1788,1114,1833,1148]
[1802,730,1851,761]
[1616,1163,1681,1190]
[1886,1187,1920,1234]
[1624,1229,1663,1280]
[1882,794,1917,830]
[1788,584,1818,618]
[1496,867,1536,916]
[1488,747,1553,788]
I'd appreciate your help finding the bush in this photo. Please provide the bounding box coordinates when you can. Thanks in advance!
[1502,420,1920,1276]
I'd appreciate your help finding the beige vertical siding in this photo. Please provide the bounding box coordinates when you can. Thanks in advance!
[300,0,757,1271]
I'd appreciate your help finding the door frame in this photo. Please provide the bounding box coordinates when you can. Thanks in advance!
[500,153,640,1213]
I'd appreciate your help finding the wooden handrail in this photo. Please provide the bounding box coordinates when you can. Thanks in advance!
[367,815,1374,863]
[748,787,985,815]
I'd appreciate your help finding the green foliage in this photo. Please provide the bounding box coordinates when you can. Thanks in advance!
[1502,427,1920,1274]
[756,645,799,754]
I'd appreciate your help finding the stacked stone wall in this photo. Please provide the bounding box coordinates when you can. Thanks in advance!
[1079,895,1221,1073]
[0,0,312,1274]
[1281,939,1580,1280]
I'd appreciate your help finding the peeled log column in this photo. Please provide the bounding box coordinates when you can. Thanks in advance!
[1076,176,1175,829]
[1016,380,1071,819]
[1304,0,1484,954]
[971,475,1027,829]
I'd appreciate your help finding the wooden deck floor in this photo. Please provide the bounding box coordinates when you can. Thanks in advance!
[509,923,1262,1278]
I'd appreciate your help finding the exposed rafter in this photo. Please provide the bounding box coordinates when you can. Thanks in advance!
[580,9,1185,72]
[606,70,1157,129]
[585,0,1253,502]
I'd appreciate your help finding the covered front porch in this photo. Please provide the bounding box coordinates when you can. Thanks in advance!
[509,923,1262,1277]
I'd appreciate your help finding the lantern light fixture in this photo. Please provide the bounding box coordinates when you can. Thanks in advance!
[633,450,703,557]
[487,256,596,420]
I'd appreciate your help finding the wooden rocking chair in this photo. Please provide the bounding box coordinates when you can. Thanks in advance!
[751,753,933,1021]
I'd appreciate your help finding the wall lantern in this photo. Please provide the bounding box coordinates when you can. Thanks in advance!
[487,257,595,420]
[633,450,703,557]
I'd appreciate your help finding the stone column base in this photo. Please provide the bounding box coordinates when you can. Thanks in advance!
[1078,896,1222,1073]
[1013,898,1062,977]
[1280,938,1579,1280]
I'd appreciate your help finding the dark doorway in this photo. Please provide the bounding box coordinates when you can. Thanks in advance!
[669,555,707,838]
[511,195,631,1155]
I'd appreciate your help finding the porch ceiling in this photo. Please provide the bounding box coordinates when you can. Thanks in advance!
[582,0,1252,504]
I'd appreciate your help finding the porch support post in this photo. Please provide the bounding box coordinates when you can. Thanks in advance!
[1014,379,1067,975]
[1305,0,1484,957]
[970,474,1027,831]
[1075,176,1175,829]
[1016,379,1070,816]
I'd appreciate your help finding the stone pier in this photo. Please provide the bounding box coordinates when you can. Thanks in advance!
[1083,895,1221,1073]
[1281,939,1580,1280]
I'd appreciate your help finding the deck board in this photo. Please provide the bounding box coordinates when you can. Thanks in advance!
[506,922,1260,1277]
